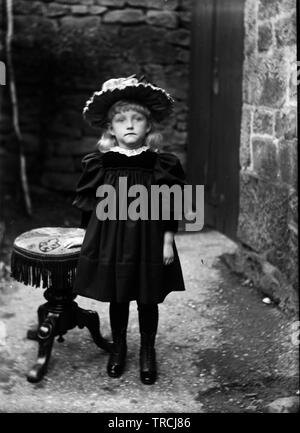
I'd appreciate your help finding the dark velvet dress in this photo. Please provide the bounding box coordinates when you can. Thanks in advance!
[72,148,186,304]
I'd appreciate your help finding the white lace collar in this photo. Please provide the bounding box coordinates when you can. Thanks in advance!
[109,145,150,157]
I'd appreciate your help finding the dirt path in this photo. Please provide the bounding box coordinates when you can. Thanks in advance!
[0,228,298,413]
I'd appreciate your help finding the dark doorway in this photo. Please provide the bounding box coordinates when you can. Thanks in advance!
[187,0,245,239]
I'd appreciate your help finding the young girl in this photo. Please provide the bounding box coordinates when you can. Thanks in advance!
[71,75,186,385]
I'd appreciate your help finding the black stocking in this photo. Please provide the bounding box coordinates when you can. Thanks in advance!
[137,303,158,344]
[137,303,158,384]
[109,302,130,339]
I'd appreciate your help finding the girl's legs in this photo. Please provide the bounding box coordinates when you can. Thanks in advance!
[137,303,158,385]
[107,301,129,378]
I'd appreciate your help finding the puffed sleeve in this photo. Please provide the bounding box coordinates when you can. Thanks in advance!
[153,152,187,233]
[72,151,105,228]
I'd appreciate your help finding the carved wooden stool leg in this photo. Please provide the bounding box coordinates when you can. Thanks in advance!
[27,304,48,341]
[76,307,113,353]
[27,312,59,383]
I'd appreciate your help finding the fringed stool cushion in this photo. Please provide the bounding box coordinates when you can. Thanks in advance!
[11,227,85,290]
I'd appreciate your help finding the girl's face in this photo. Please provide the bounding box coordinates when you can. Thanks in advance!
[109,109,151,149]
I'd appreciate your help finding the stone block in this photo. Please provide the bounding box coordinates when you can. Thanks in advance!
[260,73,287,108]
[289,69,297,103]
[103,9,145,24]
[240,105,252,169]
[126,0,150,7]
[60,16,101,30]
[178,11,191,28]
[89,6,107,15]
[258,23,273,52]
[176,121,186,131]
[243,55,287,108]
[146,10,178,28]
[166,28,190,46]
[127,0,179,10]
[176,111,188,120]
[275,13,296,47]
[94,0,126,6]
[179,0,193,11]
[258,0,278,20]
[176,48,190,63]
[275,107,297,139]
[278,138,297,187]
[45,3,70,17]
[253,108,274,135]
[244,0,257,56]
[71,5,89,15]
[57,0,93,4]
[252,138,278,181]
[173,130,187,145]
[278,0,296,15]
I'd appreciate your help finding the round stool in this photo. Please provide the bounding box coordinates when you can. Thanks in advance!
[11,227,112,383]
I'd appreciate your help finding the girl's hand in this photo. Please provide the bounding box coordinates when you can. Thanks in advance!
[63,236,85,249]
[163,242,174,265]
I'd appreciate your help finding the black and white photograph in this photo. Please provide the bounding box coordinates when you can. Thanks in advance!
[0,0,298,418]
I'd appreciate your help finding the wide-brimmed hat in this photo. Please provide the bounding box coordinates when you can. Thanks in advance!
[83,74,174,128]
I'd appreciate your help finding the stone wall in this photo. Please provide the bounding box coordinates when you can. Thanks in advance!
[0,0,6,193]
[238,0,298,292]
[0,0,191,192]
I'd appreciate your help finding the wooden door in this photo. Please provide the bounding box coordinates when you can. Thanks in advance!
[187,0,245,239]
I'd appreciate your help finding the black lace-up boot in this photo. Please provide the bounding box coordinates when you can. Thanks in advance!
[138,303,158,385]
[107,302,129,378]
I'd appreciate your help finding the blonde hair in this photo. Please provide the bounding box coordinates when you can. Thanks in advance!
[96,100,163,153]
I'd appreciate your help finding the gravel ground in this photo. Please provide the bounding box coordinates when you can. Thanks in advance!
[0,227,298,413]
